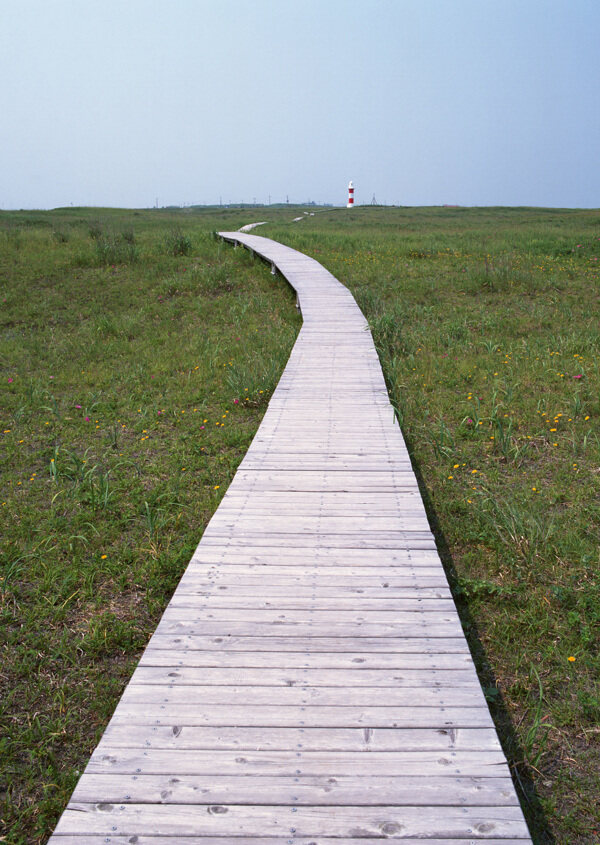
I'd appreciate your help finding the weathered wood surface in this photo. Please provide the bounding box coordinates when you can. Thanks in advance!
[49,232,531,841]
[53,839,531,845]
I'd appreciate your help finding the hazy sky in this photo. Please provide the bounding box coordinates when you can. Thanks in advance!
[1,0,599,209]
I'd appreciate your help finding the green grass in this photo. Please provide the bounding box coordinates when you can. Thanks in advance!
[0,206,301,844]
[264,205,600,844]
[2,204,599,843]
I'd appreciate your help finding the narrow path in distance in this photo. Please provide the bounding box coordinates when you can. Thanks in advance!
[49,232,532,843]
[238,221,268,232]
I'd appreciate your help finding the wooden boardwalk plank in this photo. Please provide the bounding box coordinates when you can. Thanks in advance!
[71,773,517,806]
[107,703,496,728]
[54,803,530,838]
[85,749,512,777]
[167,596,455,609]
[119,685,489,708]
[98,725,502,751]
[53,839,532,845]
[48,231,531,842]
[139,649,473,668]
[128,666,482,687]
[143,635,471,653]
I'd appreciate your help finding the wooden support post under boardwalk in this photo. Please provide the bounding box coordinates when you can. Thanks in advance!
[48,232,533,843]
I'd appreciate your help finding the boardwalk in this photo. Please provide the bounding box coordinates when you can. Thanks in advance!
[49,233,532,842]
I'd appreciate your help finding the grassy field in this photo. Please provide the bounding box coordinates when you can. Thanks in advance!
[266,206,600,844]
[0,206,301,844]
[1,204,599,843]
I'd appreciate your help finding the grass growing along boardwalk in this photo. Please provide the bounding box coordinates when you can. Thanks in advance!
[266,206,600,844]
[1,204,598,843]
[0,207,300,844]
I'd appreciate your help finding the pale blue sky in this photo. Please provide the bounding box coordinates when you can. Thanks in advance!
[1,0,598,209]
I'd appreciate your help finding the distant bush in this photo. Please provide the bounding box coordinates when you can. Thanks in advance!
[1,228,23,250]
[88,220,104,240]
[95,233,139,265]
[164,228,192,256]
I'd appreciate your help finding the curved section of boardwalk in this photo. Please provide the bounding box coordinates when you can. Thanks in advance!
[50,233,531,843]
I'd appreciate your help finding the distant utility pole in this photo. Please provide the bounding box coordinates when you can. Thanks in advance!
[286,195,289,204]
[268,194,271,205]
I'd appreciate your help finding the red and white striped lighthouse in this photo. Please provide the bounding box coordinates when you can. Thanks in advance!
[347,181,354,208]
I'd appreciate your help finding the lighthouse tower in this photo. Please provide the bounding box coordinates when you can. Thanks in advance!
[347,181,354,208]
